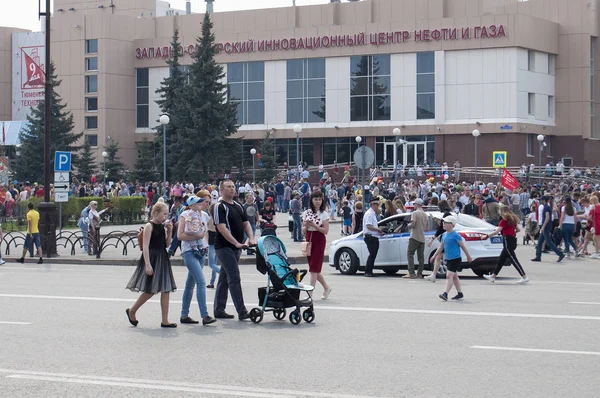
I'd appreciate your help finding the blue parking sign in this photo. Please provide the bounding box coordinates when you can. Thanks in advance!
[54,151,72,171]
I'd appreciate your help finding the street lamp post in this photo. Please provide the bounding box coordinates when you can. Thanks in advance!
[393,128,402,194]
[159,114,170,194]
[537,134,545,184]
[250,148,257,183]
[355,136,363,188]
[293,124,302,177]
[472,129,480,184]
[102,151,108,185]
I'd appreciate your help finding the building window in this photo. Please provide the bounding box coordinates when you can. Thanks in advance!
[85,75,97,94]
[286,58,326,123]
[86,39,98,54]
[86,97,98,112]
[87,134,98,147]
[227,62,265,125]
[86,57,98,72]
[548,54,556,75]
[592,38,596,138]
[350,55,391,121]
[528,50,535,71]
[546,136,553,156]
[85,116,98,130]
[526,134,534,156]
[528,93,535,115]
[136,68,149,128]
[321,137,360,165]
[416,52,435,119]
[548,95,555,118]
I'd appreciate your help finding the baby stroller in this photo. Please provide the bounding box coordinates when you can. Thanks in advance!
[260,221,277,237]
[249,235,315,325]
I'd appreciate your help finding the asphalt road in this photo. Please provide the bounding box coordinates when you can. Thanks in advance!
[0,242,599,397]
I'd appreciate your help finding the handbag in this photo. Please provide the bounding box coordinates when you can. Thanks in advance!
[301,231,313,256]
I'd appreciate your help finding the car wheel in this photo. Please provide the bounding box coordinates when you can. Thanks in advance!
[383,267,401,275]
[336,248,359,275]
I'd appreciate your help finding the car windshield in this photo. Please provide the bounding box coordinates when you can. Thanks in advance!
[455,214,492,229]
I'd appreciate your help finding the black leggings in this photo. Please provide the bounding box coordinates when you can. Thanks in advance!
[493,235,526,277]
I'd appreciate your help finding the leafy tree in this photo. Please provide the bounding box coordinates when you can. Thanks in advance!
[169,13,238,181]
[155,28,185,181]
[104,141,126,182]
[16,62,82,182]
[258,132,277,182]
[132,136,158,183]
[72,137,97,182]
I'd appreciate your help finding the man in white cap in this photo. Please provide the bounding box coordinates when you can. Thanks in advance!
[403,198,427,279]
[362,197,385,277]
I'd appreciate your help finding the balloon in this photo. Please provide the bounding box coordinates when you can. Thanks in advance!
[256,153,261,158]
[443,173,449,180]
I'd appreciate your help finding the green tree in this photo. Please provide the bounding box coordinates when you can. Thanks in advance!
[16,62,83,182]
[170,13,238,181]
[72,137,97,182]
[132,136,158,182]
[155,28,185,181]
[258,132,277,182]
[104,141,126,181]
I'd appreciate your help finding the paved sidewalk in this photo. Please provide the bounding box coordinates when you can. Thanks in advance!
[2,212,336,266]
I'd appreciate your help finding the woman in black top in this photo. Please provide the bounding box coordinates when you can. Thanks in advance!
[425,200,453,282]
[352,201,364,235]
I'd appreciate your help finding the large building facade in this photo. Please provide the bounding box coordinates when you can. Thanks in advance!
[2,0,600,173]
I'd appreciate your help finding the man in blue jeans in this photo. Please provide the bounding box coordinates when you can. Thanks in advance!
[290,191,303,242]
[532,195,565,263]
[275,180,284,213]
[213,180,256,321]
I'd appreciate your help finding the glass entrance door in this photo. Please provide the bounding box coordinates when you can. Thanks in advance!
[402,142,427,166]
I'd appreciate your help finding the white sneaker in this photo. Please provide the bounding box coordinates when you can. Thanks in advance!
[424,275,436,283]
[321,287,332,300]
[591,253,600,259]
[0,259,5,265]
[517,277,529,284]
[483,274,495,283]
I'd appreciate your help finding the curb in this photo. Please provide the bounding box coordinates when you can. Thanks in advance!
[1,255,328,267]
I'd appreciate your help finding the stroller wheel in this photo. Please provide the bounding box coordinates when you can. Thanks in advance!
[302,309,315,323]
[250,308,263,324]
[273,308,286,320]
[289,309,301,325]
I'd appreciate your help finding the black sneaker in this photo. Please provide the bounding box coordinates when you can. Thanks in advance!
[167,250,174,258]
[206,284,215,289]
[439,292,448,301]
[37,258,43,264]
[214,312,235,319]
[16,258,24,264]
[557,253,565,263]
[202,316,216,325]
[531,258,541,262]
[180,316,199,324]
[452,292,464,300]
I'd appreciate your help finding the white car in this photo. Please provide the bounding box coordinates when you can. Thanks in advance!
[328,211,503,277]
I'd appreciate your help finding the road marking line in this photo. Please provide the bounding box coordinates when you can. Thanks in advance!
[0,321,31,325]
[535,281,600,286]
[2,293,600,321]
[570,302,600,305]
[470,346,600,356]
[0,369,376,398]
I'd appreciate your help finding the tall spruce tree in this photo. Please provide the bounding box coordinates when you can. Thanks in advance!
[172,13,238,181]
[155,28,185,180]
[258,132,277,182]
[72,138,97,182]
[104,141,126,181]
[132,136,159,183]
[16,62,82,182]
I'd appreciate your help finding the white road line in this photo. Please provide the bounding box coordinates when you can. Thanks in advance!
[535,281,600,286]
[2,293,600,321]
[0,369,377,398]
[570,302,600,305]
[470,346,600,356]
[0,321,31,325]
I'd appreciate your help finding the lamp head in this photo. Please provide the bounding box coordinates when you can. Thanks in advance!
[393,128,401,136]
[537,134,545,142]
[472,129,480,137]
[159,115,170,125]
[355,136,362,143]
[102,151,108,158]
[250,148,257,155]
[293,124,302,134]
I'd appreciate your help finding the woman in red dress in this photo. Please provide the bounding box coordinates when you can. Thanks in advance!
[302,191,332,300]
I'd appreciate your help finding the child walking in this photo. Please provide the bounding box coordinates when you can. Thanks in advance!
[433,215,472,301]
[126,202,178,328]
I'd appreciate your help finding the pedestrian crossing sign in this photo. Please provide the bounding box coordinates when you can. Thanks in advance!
[492,151,507,168]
